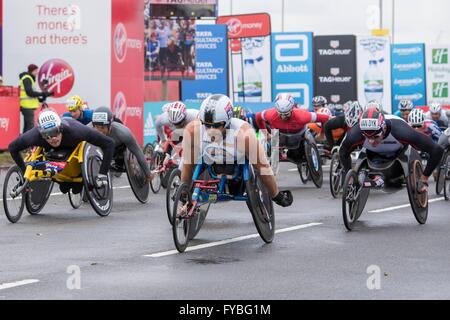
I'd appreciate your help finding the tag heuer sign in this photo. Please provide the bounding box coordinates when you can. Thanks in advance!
[330,67,340,76]
[360,118,379,130]
[331,95,340,103]
[330,40,339,49]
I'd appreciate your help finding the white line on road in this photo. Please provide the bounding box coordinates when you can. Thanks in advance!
[143,222,323,258]
[0,279,40,290]
[369,197,444,213]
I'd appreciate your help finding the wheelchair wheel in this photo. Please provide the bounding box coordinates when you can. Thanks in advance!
[187,170,211,240]
[143,143,154,161]
[406,160,428,224]
[166,168,181,225]
[445,164,450,201]
[329,153,342,198]
[25,180,54,215]
[150,152,163,194]
[297,162,309,184]
[342,170,362,231]
[245,166,275,243]
[161,167,174,189]
[69,187,84,209]
[3,166,26,223]
[304,141,323,188]
[81,143,113,217]
[172,183,192,253]
[436,151,449,195]
[124,150,150,204]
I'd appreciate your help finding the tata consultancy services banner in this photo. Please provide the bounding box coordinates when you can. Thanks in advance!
[391,44,426,112]
[357,36,392,112]
[217,13,272,103]
[181,24,228,103]
[271,32,313,110]
[426,45,450,105]
[314,35,357,110]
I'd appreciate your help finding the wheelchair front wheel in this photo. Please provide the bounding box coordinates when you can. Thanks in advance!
[150,152,163,194]
[172,182,192,253]
[342,170,362,231]
[3,166,26,223]
[305,141,323,188]
[69,187,84,209]
[436,151,449,195]
[166,168,181,225]
[125,150,150,204]
[329,153,342,199]
[297,161,310,184]
[25,180,54,215]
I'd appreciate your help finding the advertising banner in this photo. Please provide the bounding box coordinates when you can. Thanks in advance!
[217,13,272,103]
[3,0,111,108]
[181,24,228,103]
[112,0,144,144]
[391,43,427,113]
[357,36,392,112]
[271,32,314,110]
[314,35,357,110]
[0,97,20,150]
[426,45,450,105]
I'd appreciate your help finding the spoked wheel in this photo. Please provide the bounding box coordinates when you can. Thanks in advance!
[297,161,310,184]
[82,143,113,217]
[329,153,342,198]
[342,170,362,231]
[3,166,26,223]
[407,160,428,224]
[150,152,163,194]
[25,180,54,215]
[166,168,181,225]
[172,183,193,253]
[245,165,275,243]
[143,143,154,162]
[161,167,175,189]
[69,187,84,209]
[125,150,150,204]
[305,141,323,188]
[436,151,449,195]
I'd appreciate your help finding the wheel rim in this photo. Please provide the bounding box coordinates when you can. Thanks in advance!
[173,189,191,249]
[150,155,162,191]
[69,189,82,208]
[344,174,359,222]
[330,158,341,194]
[412,161,427,208]
[311,146,319,172]
[4,169,25,220]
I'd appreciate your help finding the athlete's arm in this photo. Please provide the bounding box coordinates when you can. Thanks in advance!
[80,125,116,175]
[180,120,199,186]
[8,128,44,173]
[324,115,346,146]
[255,110,268,130]
[155,113,170,142]
[339,125,365,173]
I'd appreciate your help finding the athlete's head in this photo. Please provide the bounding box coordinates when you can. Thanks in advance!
[275,93,295,120]
[38,110,63,147]
[199,94,233,136]
[359,107,386,147]
[92,106,114,135]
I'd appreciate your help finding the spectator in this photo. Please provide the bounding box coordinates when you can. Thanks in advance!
[19,64,53,133]
[165,38,183,74]
[156,20,171,72]
[147,32,160,71]
[179,20,195,73]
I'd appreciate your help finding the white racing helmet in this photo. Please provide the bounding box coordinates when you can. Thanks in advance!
[167,101,187,125]
[429,103,441,114]
[37,110,62,137]
[275,93,295,115]
[198,94,234,128]
[408,108,426,127]
[345,101,363,128]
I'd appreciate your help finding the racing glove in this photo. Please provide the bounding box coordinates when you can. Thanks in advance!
[272,190,293,207]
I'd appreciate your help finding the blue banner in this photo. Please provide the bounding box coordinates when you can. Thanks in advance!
[181,24,228,103]
[391,43,427,113]
[271,32,314,110]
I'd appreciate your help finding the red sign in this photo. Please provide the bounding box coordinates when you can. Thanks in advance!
[217,13,271,39]
[38,59,75,98]
[0,97,20,150]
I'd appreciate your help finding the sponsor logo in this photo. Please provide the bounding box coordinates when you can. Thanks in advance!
[276,64,308,73]
[393,62,422,72]
[144,112,155,136]
[394,93,423,100]
[330,95,340,103]
[432,48,448,64]
[433,82,449,98]
[226,18,263,37]
[318,48,351,56]
[393,78,423,87]
[38,59,75,98]
[359,37,387,55]
[274,34,309,62]
[113,91,127,121]
[0,117,10,131]
[360,118,380,130]
[92,112,108,123]
[318,76,352,83]
[330,40,339,49]
[330,67,340,76]
[114,23,142,63]
[393,47,422,56]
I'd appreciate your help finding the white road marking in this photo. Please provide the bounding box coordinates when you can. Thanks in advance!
[369,197,445,213]
[0,279,40,290]
[143,222,323,258]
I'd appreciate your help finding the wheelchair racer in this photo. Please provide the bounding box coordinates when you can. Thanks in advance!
[394,99,414,122]
[307,107,333,141]
[312,96,327,113]
[408,108,443,144]
[232,106,258,131]
[180,94,293,207]
[425,103,449,129]
[339,107,444,193]
[8,110,115,192]
[91,107,152,182]
[62,95,93,125]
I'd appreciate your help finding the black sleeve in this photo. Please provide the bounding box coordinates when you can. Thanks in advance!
[8,128,45,173]
[324,115,346,146]
[339,125,365,173]
[78,125,115,175]
[22,77,45,98]
[390,119,444,177]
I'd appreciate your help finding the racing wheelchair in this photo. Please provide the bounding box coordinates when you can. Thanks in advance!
[171,159,280,253]
[2,142,113,223]
[269,128,323,188]
[341,145,428,231]
[436,146,450,199]
[329,146,361,199]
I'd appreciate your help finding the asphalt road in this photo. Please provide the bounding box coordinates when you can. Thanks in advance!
[0,162,449,300]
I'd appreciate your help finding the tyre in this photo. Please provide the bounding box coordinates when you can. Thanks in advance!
[25,180,54,215]
[304,141,323,188]
[342,170,362,231]
[245,165,275,243]
[166,168,181,225]
[406,160,428,224]
[124,150,150,204]
[3,166,26,223]
[81,143,113,217]
[172,183,192,253]
[297,162,309,184]
[150,152,163,194]
[69,187,84,209]
[329,153,342,198]
[161,166,175,189]
[436,151,449,195]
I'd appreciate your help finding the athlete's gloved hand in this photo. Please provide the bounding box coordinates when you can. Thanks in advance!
[272,190,293,207]
[94,174,108,188]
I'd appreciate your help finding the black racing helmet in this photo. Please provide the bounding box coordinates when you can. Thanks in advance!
[92,106,113,126]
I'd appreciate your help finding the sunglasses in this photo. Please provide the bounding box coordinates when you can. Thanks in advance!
[411,124,423,128]
[362,131,384,139]
[202,121,225,129]
[400,109,410,112]
[278,111,292,118]
[41,127,61,140]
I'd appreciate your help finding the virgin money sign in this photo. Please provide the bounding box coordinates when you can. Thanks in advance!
[3,0,111,107]
[111,0,144,144]
[217,13,271,39]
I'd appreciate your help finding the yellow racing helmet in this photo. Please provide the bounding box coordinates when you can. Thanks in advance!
[66,95,84,111]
